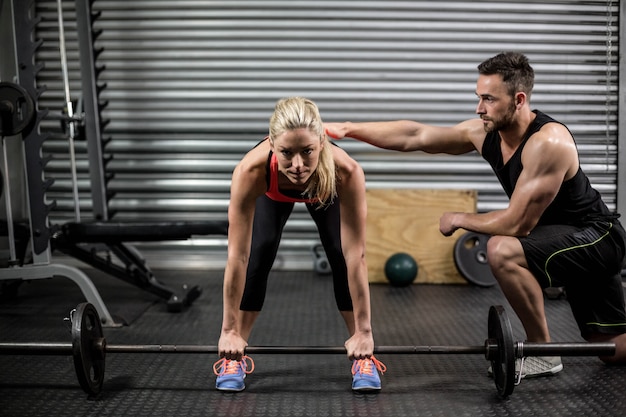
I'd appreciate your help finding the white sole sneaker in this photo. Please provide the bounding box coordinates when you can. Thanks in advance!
[519,356,563,379]
[487,356,563,379]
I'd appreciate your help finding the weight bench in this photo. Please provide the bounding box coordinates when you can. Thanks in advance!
[0,221,31,267]
[51,220,228,312]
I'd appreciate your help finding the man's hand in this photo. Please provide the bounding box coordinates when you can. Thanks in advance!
[324,123,349,140]
[439,212,461,236]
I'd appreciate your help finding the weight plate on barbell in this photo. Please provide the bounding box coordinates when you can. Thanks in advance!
[454,232,497,287]
[0,82,35,136]
[488,305,515,398]
[72,302,106,396]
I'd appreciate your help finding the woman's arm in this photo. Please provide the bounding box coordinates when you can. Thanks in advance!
[334,147,375,358]
[218,145,267,360]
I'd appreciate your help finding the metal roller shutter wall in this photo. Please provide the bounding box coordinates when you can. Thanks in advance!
[34,0,619,269]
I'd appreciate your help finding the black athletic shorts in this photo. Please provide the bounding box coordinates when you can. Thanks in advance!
[519,219,626,338]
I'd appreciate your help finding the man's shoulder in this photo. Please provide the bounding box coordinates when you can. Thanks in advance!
[533,110,564,129]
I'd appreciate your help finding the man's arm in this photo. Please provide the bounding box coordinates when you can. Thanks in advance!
[325,119,484,155]
[440,124,578,237]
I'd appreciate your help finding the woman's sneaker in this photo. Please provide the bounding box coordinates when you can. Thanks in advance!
[213,356,255,391]
[351,356,387,391]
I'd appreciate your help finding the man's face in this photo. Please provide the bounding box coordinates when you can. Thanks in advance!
[475,74,517,133]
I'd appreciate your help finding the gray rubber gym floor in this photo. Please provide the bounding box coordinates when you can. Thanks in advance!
[1,268,625,417]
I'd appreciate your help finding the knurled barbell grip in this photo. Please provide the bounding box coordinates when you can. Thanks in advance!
[104,344,488,355]
[0,342,483,355]
[0,342,486,355]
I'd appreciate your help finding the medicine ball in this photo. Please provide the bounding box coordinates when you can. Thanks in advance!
[384,252,418,287]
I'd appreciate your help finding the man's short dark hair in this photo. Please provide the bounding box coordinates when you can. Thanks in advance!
[478,52,535,98]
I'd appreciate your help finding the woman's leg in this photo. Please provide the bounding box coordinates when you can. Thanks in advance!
[239,195,294,338]
[307,199,354,335]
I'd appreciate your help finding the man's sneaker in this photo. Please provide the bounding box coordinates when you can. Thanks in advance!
[351,356,386,392]
[519,356,563,378]
[213,356,255,392]
[488,356,562,379]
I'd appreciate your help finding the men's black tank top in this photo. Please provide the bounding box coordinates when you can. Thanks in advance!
[481,110,612,225]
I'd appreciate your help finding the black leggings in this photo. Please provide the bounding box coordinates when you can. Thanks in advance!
[240,194,353,312]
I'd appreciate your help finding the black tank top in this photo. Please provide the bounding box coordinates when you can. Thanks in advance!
[481,110,613,226]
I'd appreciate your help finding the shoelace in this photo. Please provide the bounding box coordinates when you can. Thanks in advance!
[213,356,255,376]
[351,356,387,376]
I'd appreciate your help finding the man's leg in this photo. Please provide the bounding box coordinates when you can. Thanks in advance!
[487,235,551,343]
[486,235,564,378]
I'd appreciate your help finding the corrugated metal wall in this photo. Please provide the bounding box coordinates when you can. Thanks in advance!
[34,0,619,269]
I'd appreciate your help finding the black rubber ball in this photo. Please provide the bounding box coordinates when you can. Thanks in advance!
[384,253,418,287]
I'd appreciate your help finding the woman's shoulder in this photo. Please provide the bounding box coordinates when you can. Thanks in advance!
[331,142,358,167]
[239,139,270,167]
[331,144,364,184]
[233,139,270,185]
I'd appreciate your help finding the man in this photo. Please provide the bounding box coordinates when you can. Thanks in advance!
[325,52,626,377]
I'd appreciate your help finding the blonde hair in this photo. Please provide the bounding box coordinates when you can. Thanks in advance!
[269,97,336,207]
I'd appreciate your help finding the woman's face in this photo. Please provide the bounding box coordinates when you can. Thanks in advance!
[271,128,323,185]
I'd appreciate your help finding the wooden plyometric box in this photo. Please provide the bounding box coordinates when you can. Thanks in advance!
[366,189,477,284]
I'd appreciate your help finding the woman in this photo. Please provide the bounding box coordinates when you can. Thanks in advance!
[213,97,385,392]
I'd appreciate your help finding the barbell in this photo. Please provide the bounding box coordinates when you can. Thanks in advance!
[0,302,615,398]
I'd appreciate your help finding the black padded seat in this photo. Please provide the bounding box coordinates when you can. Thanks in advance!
[58,220,229,243]
[51,220,229,313]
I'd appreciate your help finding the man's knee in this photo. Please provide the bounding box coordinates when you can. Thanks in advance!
[486,235,525,274]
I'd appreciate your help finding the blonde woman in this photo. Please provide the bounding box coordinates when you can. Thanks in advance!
[214,97,385,392]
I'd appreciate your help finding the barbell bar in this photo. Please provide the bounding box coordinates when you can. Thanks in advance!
[0,342,487,355]
[0,302,615,398]
[1,341,608,357]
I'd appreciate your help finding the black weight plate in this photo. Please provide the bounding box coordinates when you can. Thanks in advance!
[0,82,35,136]
[72,302,106,396]
[454,232,497,287]
[488,305,516,398]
